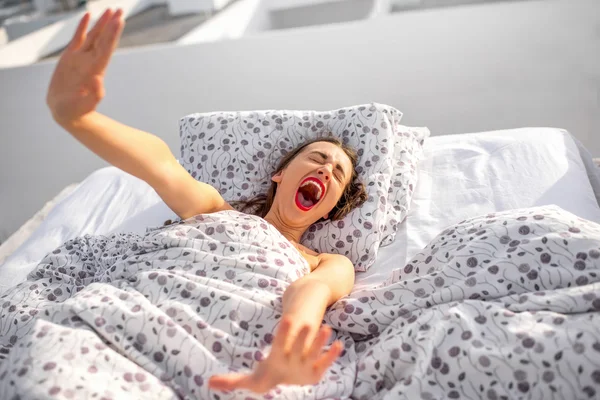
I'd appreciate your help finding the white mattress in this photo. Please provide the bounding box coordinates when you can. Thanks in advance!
[2,127,599,293]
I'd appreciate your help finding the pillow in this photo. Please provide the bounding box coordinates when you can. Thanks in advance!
[178,103,428,271]
[382,124,430,246]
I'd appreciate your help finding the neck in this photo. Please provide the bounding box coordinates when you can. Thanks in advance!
[263,206,307,244]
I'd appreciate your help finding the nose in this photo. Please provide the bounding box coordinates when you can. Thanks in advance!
[317,165,332,181]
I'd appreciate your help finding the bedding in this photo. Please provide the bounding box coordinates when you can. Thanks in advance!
[1,127,600,398]
[2,128,599,293]
[1,206,599,399]
[363,127,600,285]
[178,103,429,271]
[331,205,600,399]
[0,184,79,265]
[571,135,600,207]
[0,210,323,398]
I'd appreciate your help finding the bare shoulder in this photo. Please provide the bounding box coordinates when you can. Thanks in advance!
[317,252,354,268]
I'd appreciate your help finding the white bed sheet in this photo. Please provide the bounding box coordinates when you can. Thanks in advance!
[361,127,600,285]
[2,127,599,293]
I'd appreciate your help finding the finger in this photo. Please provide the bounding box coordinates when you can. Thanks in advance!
[312,340,343,374]
[290,325,311,358]
[93,8,124,72]
[67,12,90,51]
[271,317,292,351]
[210,373,274,394]
[82,8,113,51]
[306,325,332,360]
[209,373,253,392]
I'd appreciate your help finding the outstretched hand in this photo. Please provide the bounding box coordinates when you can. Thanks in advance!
[46,9,124,125]
[209,317,343,394]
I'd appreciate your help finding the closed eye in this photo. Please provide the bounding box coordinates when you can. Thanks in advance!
[310,157,342,182]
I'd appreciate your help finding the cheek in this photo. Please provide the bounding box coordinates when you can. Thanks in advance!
[327,187,344,204]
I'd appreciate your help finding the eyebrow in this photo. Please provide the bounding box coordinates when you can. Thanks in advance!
[308,151,348,180]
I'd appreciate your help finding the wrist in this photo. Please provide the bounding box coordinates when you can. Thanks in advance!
[282,280,330,323]
[54,111,96,132]
[283,310,321,328]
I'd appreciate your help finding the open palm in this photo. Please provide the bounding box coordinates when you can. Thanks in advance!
[46,9,124,125]
[209,317,343,394]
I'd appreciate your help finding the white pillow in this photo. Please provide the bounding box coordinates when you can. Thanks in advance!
[179,103,428,271]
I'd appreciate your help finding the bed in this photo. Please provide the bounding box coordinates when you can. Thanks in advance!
[1,127,599,399]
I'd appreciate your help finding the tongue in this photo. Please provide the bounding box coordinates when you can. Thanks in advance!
[297,191,315,208]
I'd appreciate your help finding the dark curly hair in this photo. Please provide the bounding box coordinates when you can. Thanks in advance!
[232,137,368,221]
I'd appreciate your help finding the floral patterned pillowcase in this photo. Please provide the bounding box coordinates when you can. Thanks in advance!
[179,103,428,271]
[381,125,430,247]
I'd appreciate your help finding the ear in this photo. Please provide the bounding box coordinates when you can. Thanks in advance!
[322,212,329,220]
[272,171,283,183]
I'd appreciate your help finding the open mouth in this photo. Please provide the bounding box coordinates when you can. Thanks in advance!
[295,177,325,211]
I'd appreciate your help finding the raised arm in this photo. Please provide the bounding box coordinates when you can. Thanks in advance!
[209,253,355,393]
[47,9,231,219]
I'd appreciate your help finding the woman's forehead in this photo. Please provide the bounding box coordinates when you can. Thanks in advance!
[302,141,354,176]
[303,141,349,160]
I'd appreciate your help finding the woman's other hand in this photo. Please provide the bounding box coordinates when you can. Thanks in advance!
[208,316,343,394]
[46,9,124,126]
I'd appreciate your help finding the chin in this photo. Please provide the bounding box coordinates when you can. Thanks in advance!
[283,205,321,227]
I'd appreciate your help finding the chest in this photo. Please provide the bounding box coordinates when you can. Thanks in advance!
[291,241,320,272]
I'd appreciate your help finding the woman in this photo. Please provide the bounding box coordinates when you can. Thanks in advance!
[46,9,367,395]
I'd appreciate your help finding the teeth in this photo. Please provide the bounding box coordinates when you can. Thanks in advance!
[301,180,323,201]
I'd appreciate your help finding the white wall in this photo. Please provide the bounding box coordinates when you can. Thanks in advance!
[0,0,599,241]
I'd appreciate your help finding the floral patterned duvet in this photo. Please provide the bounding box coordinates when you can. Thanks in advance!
[1,207,599,399]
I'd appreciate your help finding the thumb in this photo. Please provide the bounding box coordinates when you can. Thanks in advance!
[210,371,275,394]
[209,372,253,392]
